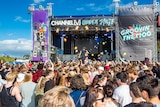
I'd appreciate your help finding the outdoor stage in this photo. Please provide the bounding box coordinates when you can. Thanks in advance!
[50,16,116,60]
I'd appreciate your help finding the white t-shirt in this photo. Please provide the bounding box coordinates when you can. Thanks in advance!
[112,85,132,106]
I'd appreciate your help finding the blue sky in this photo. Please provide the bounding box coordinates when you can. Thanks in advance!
[0,0,158,58]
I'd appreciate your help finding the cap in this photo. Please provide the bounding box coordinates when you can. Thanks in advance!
[104,65,110,70]
[142,65,149,71]
[16,73,25,82]
[98,66,104,71]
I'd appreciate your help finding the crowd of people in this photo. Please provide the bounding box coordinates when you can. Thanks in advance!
[0,56,160,107]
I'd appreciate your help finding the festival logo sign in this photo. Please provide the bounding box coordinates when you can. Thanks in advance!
[50,17,115,27]
[120,24,152,41]
[118,6,155,61]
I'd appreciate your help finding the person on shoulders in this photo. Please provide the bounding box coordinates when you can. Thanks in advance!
[0,72,22,107]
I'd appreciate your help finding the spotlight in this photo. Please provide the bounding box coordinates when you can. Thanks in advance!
[64,38,67,42]
[56,28,60,33]
[102,42,106,45]
[62,33,66,37]
[75,26,79,30]
[74,46,78,50]
[123,52,127,56]
[66,27,69,31]
[85,26,89,30]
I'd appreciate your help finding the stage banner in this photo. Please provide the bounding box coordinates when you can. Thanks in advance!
[32,10,48,61]
[118,6,155,61]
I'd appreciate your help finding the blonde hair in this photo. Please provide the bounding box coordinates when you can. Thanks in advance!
[6,72,16,82]
[59,73,67,86]
[41,86,75,107]
[36,76,47,89]
[23,72,32,82]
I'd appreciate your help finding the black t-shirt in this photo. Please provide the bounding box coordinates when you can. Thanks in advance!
[44,78,54,93]
[0,85,18,107]
[124,103,137,107]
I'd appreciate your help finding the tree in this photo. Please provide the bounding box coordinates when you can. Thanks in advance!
[23,54,30,59]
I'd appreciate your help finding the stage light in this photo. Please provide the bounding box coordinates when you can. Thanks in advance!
[95,34,98,40]
[50,46,56,53]
[91,54,94,56]
[123,52,127,56]
[85,26,89,30]
[95,27,98,31]
[102,42,106,45]
[106,27,109,32]
[56,28,60,33]
[104,33,108,36]
[64,38,67,42]
[74,46,78,50]
[62,33,66,37]
[66,27,69,31]
[75,50,78,53]
[75,26,79,30]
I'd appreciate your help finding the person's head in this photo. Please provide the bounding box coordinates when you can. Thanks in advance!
[59,72,67,86]
[16,73,25,82]
[97,74,107,86]
[83,47,86,50]
[103,84,114,98]
[6,72,16,82]
[43,69,54,78]
[83,87,98,107]
[147,78,160,98]
[41,86,75,107]
[91,74,107,87]
[136,75,154,101]
[83,86,105,107]
[23,72,33,82]
[129,82,142,99]
[115,71,128,85]
[98,66,104,74]
[127,67,138,79]
[37,63,44,69]
[69,74,86,90]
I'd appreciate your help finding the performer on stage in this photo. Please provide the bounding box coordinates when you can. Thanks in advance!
[79,47,89,64]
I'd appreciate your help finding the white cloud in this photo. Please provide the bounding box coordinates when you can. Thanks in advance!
[34,0,45,3]
[86,3,110,12]
[76,7,85,11]
[87,3,95,7]
[14,16,30,23]
[0,39,32,57]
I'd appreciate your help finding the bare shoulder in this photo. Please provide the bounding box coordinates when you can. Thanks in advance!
[11,86,20,95]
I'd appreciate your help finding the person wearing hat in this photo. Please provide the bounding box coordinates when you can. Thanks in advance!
[92,66,104,79]
[14,73,25,87]
[98,66,104,75]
